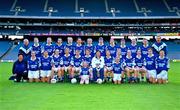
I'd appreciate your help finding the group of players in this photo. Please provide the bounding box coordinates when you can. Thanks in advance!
[15,36,169,84]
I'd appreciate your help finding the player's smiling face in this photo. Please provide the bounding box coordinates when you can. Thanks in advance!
[148,49,153,56]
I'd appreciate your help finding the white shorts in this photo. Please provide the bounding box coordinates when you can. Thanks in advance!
[28,71,39,79]
[80,75,89,84]
[113,74,122,81]
[52,67,60,73]
[147,70,157,79]
[64,66,70,72]
[40,70,51,77]
[74,67,81,72]
[105,66,113,71]
[157,70,168,80]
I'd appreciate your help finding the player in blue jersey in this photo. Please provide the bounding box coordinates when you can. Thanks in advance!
[134,50,146,82]
[27,51,40,82]
[124,50,136,83]
[117,39,127,59]
[145,48,157,84]
[140,38,150,58]
[95,37,106,57]
[19,39,31,61]
[74,37,84,56]
[40,51,54,83]
[80,61,90,84]
[152,36,168,57]
[104,50,113,82]
[113,57,124,84]
[54,38,65,57]
[42,37,54,56]
[72,50,83,77]
[106,38,117,58]
[85,38,95,57]
[31,37,42,58]
[128,39,139,58]
[156,50,169,84]
[65,37,75,56]
[51,49,62,82]
[61,48,74,80]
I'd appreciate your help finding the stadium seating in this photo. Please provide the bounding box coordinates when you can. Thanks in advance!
[0,41,12,57]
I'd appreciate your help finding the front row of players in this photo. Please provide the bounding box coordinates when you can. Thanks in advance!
[27,48,169,84]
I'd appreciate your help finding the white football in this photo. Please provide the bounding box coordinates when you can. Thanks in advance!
[71,78,77,84]
[51,78,57,84]
[97,78,103,84]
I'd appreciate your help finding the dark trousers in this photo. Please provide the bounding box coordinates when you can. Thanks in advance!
[15,72,28,82]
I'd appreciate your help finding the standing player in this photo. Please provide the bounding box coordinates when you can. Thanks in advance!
[145,48,157,84]
[118,39,127,59]
[128,39,139,58]
[113,57,124,84]
[54,38,65,57]
[27,51,40,82]
[106,38,117,58]
[75,37,84,56]
[104,50,113,82]
[51,49,62,82]
[42,37,54,56]
[65,37,75,56]
[95,37,106,57]
[140,38,150,58]
[19,39,31,61]
[40,51,54,83]
[156,50,169,84]
[85,38,95,57]
[124,50,136,83]
[134,50,146,82]
[80,61,90,84]
[31,37,41,58]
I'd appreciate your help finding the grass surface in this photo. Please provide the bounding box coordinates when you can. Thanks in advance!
[0,62,180,110]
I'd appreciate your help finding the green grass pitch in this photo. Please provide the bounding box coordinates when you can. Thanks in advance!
[0,62,180,110]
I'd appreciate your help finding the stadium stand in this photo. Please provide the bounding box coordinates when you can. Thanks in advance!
[0,41,12,58]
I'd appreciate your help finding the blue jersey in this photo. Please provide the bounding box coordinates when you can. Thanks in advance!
[31,45,41,58]
[27,58,40,71]
[75,44,84,56]
[113,62,123,74]
[128,45,139,58]
[85,45,95,57]
[104,56,113,67]
[145,55,156,70]
[61,54,73,67]
[80,67,90,75]
[52,55,61,68]
[120,46,128,59]
[43,44,54,56]
[156,57,169,73]
[95,44,106,56]
[106,45,117,58]
[124,56,135,68]
[19,44,31,61]
[65,44,75,56]
[152,42,167,57]
[40,56,53,70]
[135,56,145,67]
[83,55,92,66]
[73,56,82,67]
[54,44,65,57]
[140,45,150,58]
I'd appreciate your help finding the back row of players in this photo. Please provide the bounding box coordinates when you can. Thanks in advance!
[18,36,169,84]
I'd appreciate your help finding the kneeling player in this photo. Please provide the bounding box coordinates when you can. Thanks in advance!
[145,48,157,84]
[80,61,90,84]
[134,50,146,82]
[104,50,113,82]
[124,50,136,83]
[40,51,54,83]
[27,51,40,82]
[51,49,62,82]
[113,58,123,84]
[156,50,169,84]
[72,50,82,78]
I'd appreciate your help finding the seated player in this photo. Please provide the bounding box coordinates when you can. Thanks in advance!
[124,50,136,83]
[51,49,62,82]
[80,61,90,85]
[156,50,169,84]
[91,51,105,82]
[40,51,54,83]
[145,48,157,84]
[104,50,113,82]
[134,50,146,82]
[27,51,40,82]
[72,50,83,78]
[61,48,74,80]
[113,57,124,84]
